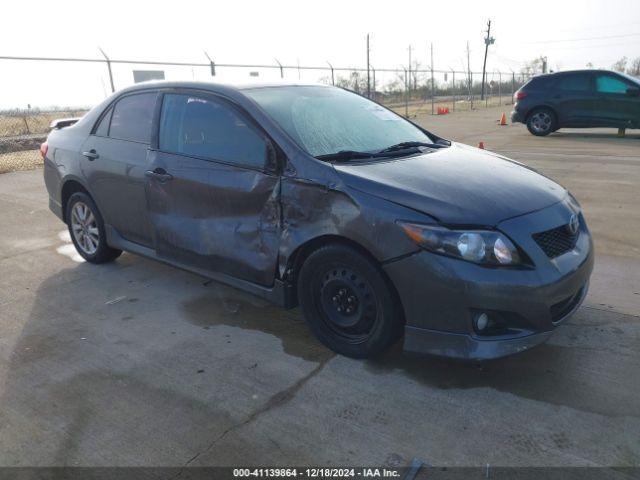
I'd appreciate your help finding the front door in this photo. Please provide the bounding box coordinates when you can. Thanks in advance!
[80,92,158,247]
[593,72,640,127]
[145,91,280,286]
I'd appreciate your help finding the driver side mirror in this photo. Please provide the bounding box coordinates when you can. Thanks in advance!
[626,87,640,97]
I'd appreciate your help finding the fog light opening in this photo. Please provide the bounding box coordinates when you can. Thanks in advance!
[475,312,489,332]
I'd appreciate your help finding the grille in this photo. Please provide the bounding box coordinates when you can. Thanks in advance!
[532,224,579,258]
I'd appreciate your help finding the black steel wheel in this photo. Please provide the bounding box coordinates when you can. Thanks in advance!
[297,244,402,358]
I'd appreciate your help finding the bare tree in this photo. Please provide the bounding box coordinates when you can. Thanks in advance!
[627,57,640,77]
[612,57,628,73]
[336,71,368,94]
[520,58,544,76]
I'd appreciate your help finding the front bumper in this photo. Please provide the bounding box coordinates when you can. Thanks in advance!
[383,201,594,361]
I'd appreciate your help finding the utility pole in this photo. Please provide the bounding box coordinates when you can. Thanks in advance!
[366,34,371,98]
[480,19,495,101]
[466,41,472,100]
[541,56,548,74]
[408,45,412,94]
[430,43,435,115]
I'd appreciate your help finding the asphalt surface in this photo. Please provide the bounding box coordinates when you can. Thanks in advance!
[0,105,638,469]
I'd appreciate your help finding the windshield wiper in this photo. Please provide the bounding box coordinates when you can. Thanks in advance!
[376,141,443,154]
[315,150,377,161]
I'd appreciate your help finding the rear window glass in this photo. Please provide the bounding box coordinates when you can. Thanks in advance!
[555,74,591,92]
[526,76,553,89]
[109,93,156,143]
[94,107,112,137]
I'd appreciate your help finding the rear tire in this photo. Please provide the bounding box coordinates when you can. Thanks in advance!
[526,108,557,136]
[297,244,402,358]
[66,192,122,264]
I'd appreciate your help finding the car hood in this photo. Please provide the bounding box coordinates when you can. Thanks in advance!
[333,142,567,226]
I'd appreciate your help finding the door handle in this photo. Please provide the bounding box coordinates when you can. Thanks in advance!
[145,168,173,182]
[82,149,99,161]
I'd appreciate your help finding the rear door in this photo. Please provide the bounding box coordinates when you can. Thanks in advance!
[593,72,640,127]
[550,72,595,126]
[80,92,158,247]
[145,91,281,286]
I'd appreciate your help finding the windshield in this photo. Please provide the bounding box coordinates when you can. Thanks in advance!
[244,86,435,157]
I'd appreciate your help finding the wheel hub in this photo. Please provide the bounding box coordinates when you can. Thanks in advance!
[319,267,377,337]
[71,201,99,255]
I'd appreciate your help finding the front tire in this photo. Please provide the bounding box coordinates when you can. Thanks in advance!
[297,244,402,358]
[526,108,557,136]
[66,192,122,263]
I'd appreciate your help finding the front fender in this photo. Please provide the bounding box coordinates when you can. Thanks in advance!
[278,179,430,277]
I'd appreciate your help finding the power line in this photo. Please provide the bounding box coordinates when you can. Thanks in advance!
[522,32,640,44]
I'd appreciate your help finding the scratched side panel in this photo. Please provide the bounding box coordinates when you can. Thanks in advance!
[146,151,280,286]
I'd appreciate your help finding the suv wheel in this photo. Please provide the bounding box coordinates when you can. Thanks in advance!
[526,108,557,136]
[66,192,122,263]
[297,244,402,358]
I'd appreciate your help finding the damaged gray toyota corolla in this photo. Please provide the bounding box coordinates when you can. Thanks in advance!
[43,82,593,361]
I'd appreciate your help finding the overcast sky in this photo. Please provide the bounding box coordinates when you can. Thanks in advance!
[1,0,640,108]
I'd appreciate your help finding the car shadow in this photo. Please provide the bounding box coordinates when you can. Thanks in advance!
[551,131,640,141]
[2,255,637,465]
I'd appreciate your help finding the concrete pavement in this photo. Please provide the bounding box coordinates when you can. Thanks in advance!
[0,107,638,468]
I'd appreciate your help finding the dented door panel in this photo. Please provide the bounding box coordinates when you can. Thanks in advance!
[145,150,280,286]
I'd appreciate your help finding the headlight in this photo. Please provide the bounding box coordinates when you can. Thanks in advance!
[398,221,522,266]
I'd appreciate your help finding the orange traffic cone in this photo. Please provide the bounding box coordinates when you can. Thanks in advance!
[499,113,507,126]
[478,141,485,149]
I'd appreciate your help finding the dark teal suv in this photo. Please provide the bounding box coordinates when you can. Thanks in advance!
[511,69,640,136]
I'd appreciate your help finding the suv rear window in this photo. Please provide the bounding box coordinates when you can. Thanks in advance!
[524,76,554,90]
[109,93,156,143]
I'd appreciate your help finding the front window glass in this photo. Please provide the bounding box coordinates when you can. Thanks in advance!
[596,74,631,94]
[245,86,433,157]
[159,94,267,169]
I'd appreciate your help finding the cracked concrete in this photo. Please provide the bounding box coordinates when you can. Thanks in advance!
[0,106,639,467]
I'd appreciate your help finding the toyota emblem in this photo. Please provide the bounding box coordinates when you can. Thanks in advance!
[567,214,579,235]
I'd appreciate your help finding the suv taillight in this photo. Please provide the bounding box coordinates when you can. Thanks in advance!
[39,142,48,159]
[514,90,527,101]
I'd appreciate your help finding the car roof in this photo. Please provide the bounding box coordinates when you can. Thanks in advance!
[543,69,629,76]
[115,80,331,96]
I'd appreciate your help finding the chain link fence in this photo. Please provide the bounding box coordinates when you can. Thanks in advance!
[0,54,534,174]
